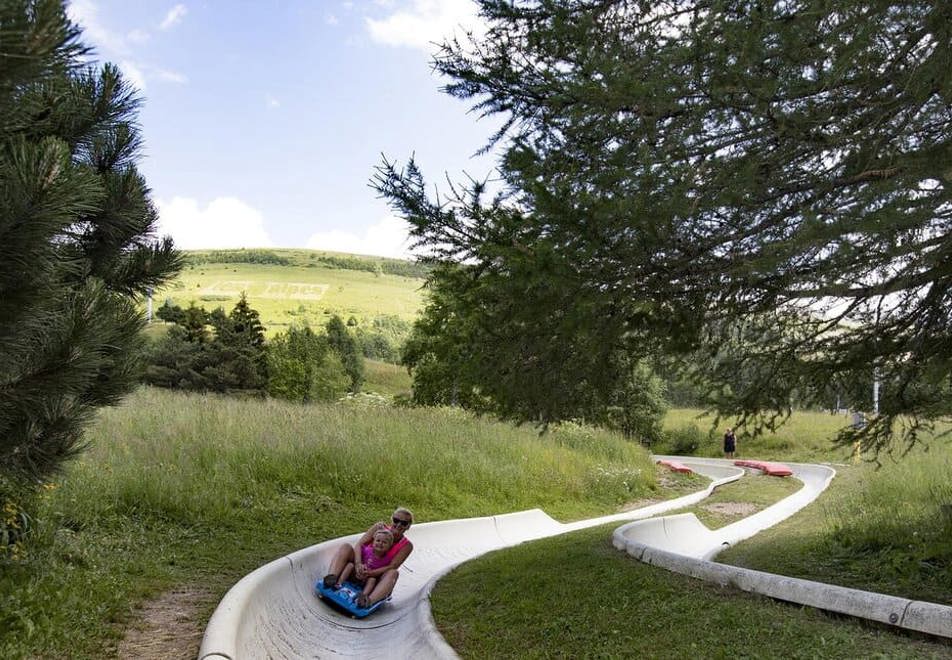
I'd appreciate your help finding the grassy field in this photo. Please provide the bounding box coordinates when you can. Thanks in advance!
[432,412,952,658]
[0,387,668,658]
[666,473,802,529]
[363,358,412,398]
[660,407,873,462]
[150,248,426,335]
[432,524,950,659]
[3,390,950,657]
[721,448,952,606]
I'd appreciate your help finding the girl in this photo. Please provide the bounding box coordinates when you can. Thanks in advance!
[335,528,395,607]
[323,507,414,608]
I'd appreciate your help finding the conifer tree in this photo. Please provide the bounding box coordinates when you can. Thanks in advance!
[325,315,364,393]
[376,0,952,452]
[0,0,181,488]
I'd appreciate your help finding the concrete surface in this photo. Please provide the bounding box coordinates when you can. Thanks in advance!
[614,458,952,638]
[199,459,739,659]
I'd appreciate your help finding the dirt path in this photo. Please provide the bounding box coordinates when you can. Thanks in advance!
[117,586,214,660]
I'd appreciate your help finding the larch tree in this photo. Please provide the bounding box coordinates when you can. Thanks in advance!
[374,0,952,452]
[0,0,182,492]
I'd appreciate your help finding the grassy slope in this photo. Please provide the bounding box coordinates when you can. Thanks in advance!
[432,526,949,659]
[660,407,860,462]
[0,388,670,658]
[151,248,425,335]
[363,358,412,397]
[433,412,952,658]
[721,452,952,606]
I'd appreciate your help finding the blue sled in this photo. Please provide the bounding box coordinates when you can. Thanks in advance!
[315,579,389,618]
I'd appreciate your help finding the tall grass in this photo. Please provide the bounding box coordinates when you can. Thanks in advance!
[362,358,412,398]
[0,387,659,658]
[661,408,872,461]
[68,388,656,527]
[720,442,952,605]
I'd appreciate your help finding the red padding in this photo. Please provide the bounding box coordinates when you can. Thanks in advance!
[657,459,694,474]
[733,460,793,477]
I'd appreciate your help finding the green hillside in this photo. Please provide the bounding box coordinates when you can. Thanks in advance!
[150,248,426,334]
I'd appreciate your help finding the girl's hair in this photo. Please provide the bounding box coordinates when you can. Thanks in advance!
[374,528,394,542]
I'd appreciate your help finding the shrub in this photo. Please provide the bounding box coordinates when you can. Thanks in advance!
[326,315,364,393]
[664,424,704,455]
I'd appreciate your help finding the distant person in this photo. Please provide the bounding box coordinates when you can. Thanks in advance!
[322,507,414,607]
[723,427,737,459]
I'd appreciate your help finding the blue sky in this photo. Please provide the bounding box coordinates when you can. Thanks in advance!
[67,0,499,258]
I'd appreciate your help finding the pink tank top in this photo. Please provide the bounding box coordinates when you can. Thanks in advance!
[361,533,410,570]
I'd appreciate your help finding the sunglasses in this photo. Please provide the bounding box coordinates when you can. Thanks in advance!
[391,516,411,527]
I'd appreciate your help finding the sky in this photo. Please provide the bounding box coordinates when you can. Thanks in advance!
[66,0,500,258]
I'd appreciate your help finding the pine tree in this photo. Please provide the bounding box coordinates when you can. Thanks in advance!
[210,294,268,391]
[325,315,364,393]
[375,0,952,453]
[0,0,181,488]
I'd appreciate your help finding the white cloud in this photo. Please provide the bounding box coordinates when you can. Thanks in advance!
[156,68,188,84]
[156,197,273,249]
[306,216,413,259]
[68,2,186,89]
[119,60,147,91]
[68,0,128,53]
[366,0,483,52]
[326,13,339,26]
[160,3,188,30]
[265,93,281,108]
[127,28,150,44]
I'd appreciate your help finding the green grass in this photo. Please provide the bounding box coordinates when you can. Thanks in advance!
[720,448,952,606]
[430,413,952,658]
[660,408,879,462]
[4,394,951,657]
[667,473,802,528]
[363,359,412,398]
[151,249,425,335]
[432,525,950,659]
[0,387,659,658]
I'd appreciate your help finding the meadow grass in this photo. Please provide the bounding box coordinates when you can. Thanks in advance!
[363,358,412,398]
[660,407,867,462]
[431,524,951,659]
[666,473,802,529]
[721,447,952,606]
[3,393,950,657]
[151,252,425,335]
[431,411,952,657]
[0,387,659,658]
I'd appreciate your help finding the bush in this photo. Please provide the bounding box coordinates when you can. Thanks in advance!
[355,315,411,363]
[0,476,35,561]
[357,332,399,362]
[663,424,704,455]
[187,249,290,266]
[326,315,364,393]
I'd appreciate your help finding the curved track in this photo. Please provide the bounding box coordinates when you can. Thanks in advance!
[199,457,876,660]
[614,458,952,638]
[200,458,832,659]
